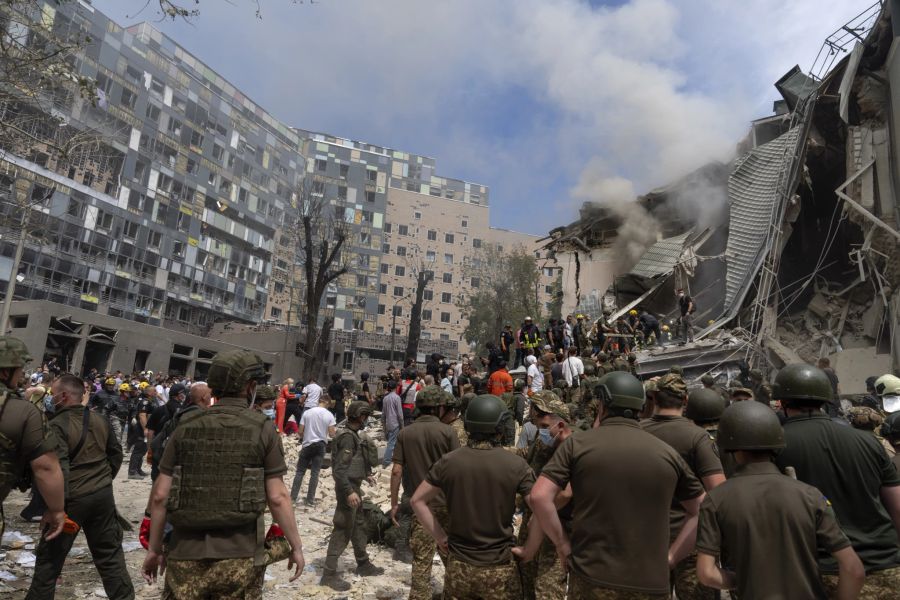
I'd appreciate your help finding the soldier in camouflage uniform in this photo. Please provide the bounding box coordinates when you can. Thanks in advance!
[0,337,66,541]
[513,390,572,600]
[142,350,305,598]
[610,351,630,373]
[411,395,533,600]
[441,390,468,446]
[595,352,612,377]
[322,400,384,590]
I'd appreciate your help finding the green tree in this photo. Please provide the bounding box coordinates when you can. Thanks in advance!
[458,246,542,353]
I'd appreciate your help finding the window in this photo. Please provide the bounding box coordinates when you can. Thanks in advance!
[543,267,556,277]
[383,223,392,233]
[414,211,421,220]
[443,254,453,265]
[439,333,450,341]
[123,221,139,240]
[380,263,389,274]
[473,238,482,249]
[425,250,435,262]
[440,312,451,323]
[212,144,224,161]
[396,246,406,257]
[343,351,354,371]
[120,88,137,110]
[377,304,386,315]
[96,211,113,232]
[382,243,390,253]
[338,186,347,200]
[145,104,161,122]
[441,292,451,303]
[365,190,376,203]
[471,277,480,288]
[379,283,387,294]
[445,233,454,244]
[367,169,377,182]
[274,282,285,294]
[423,290,433,301]
[442,273,452,284]
[545,285,553,294]
[392,306,403,317]
[395,266,405,276]
[315,159,327,172]
[462,220,468,228]
[190,130,204,148]
[270,307,282,319]
[173,240,185,258]
[148,231,162,249]
[339,164,349,179]
[422,309,432,321]
[427,230,436,241]
[393,286,403,297]
[497,245,504,252]
[167,118,183,136]
[398,225,409,236]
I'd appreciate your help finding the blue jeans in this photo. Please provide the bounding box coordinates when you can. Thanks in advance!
[382,427,400,467]
[290,441,326,502]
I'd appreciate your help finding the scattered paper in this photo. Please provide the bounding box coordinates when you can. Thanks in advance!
[0,571,17,582]
[15,551,35,567]
[121,541,143,553]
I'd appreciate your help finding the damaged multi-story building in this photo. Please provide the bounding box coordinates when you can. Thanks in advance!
[544,1,899,393]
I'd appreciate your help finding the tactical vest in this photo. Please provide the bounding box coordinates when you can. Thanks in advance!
[334,427,378,481]
[0,388,22,505]
[166,404,268,530]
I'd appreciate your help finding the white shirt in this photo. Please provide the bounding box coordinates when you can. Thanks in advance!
[527,363,544,393]
[299,406,336,448]
[440,377,454,394]
[562,356,584,387]
[301,383,323,409]
[156,384,168,403]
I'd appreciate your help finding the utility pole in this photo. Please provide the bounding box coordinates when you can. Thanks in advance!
[0,208,28,335]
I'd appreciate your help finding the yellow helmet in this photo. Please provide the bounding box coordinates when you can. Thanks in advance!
[138,381,150,390]
[628,309,638,316]
[119,383,132,393]
[708,319,715,326]
[104,377,116,386]
[662,325,670,332]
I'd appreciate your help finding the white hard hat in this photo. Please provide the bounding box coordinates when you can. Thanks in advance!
[875,375,900,413]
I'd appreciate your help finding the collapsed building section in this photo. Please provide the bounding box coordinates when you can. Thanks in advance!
[545,2,898,392]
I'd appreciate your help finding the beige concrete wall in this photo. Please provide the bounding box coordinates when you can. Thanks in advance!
[556,249,618,317]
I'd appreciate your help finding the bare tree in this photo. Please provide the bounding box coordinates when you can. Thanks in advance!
[403,253,434,361]
[294,177,349,379]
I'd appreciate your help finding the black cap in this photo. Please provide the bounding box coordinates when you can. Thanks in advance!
[169,383,188,398]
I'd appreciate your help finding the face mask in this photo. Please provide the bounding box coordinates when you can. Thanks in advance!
[43,395,55,415]
[538,426,558,446]
[262,408,275,420]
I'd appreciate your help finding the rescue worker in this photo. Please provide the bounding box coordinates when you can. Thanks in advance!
[641,373,725,600]
[875,374,900,414]
[321,400,384,590]
[0,336,66,541]
[847,406,895,459]
[520,317,542,355]
[531,371,705,598]
[696,400,865,598]
[411,394,534,600]
[390,386,459,600]
[91,378,125,443]
[572,314,588,353]
[511,390,572,600]
[677,288,695,344]
[142,350,305,596]
[28,374,133,600]
[774,364,900,596]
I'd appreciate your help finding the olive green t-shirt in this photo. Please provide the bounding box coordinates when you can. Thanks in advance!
[540,417,704,595]
[697,461,850,598]
[892,451,900,474]
[426,444,534,566]
[159,398,286,560]
[641,415,723,540]
[50,406,123,499]
[776,412,900,572]
[393,415,459,501]
[0,393,56,503]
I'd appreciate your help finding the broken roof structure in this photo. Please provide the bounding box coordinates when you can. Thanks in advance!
[547,1,900,390]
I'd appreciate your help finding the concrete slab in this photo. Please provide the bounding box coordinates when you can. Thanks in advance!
[829,346,891,394]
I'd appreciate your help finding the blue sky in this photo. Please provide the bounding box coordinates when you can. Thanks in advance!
[93,0,872,235]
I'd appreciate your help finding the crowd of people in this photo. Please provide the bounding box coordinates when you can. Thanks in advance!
[3,317,900,599]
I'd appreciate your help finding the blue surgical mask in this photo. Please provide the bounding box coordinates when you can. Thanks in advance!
[538,427,557,446]
[262,408,275,420]
[43,394,55,415]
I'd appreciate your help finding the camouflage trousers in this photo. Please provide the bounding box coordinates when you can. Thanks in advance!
[325,482,370,572]
[822,565,900,599]
[444,557,521,600]
[164,557,265,600]
[409,504,450,600]
[518,512,566,600]
[568,571,668,600]
[672,551,717,600]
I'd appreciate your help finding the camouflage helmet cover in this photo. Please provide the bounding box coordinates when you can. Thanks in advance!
[656,373,687,398]
[254,384,278,402]
[416,384,447,408]
[530,389,571,422]
[0,336,32,369]
[347,400,373,420]
[206,349,267,396]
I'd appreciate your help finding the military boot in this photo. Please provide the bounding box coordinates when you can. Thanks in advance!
[355,560,384,576]
[319,570,351,591]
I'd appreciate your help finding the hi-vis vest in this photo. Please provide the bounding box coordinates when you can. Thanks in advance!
[166,403,268,530]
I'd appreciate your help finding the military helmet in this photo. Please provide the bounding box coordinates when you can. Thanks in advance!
[717,400,784,451]
[416,384,447,408]
[700,375,715,386]
[594,371,645,412]
[881,411,900,439]
[347,400,373,420]
[656,373,687,398]
[772,364,832,404]
[597,352,608,361]
[443,390,460,409]
[465,394,510,434]
[206,349,267,396]
[119,383,132,393]
[668,365,683,375]
[0,337,32,369]
[583,361,597,376]
[531,390,571,422]
[255,384,278,402]
[685,388,725,423]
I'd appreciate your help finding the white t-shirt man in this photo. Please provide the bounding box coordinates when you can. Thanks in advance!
[301,382,323,409]
[526,357,543,394]
[299,406,336,448]
[562,355,585,387]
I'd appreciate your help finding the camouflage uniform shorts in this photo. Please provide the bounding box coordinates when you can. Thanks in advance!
[821,565,900,599]
[568,571,668,600]
[444,556,521,600]
[164,557,265,600]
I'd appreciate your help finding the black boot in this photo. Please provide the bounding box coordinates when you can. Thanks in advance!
[355,560,384,576]
[319,569,351,591]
